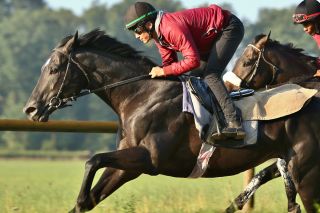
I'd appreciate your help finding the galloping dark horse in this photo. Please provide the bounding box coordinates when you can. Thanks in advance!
[225,33,320,212]
[23,30,320,212]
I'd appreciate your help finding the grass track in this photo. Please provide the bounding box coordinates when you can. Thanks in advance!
[0,159,305,213]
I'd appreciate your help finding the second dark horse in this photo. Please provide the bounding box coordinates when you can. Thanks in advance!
[225,33,320,213]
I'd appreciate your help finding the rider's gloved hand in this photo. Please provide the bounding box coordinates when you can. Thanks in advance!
[149,66,165,78]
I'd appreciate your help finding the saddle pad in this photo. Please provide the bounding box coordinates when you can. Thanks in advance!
[235,84,318,120]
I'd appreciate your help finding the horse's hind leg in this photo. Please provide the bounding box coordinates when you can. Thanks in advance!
[70,168,140,212]
[276,159,300,213]
[225,159,299,213]
[285,110,320,213]
[225,162,280,213]
[292,162,320,213]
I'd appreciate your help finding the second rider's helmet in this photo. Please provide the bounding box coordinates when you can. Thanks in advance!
[293,0,320,24]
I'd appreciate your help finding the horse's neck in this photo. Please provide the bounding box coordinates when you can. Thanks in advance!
[275,50,316,78]
[82,52,155,114]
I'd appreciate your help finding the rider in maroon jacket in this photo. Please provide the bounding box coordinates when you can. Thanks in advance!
[125,2,245,140]
[293,0,320,77]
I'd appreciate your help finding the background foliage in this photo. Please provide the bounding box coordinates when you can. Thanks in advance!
[0,0,316,151]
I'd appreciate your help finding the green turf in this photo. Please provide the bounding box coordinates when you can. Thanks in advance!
[0,159,305,213]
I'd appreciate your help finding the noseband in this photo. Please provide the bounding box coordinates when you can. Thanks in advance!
[48,49,150,110]
[48,52,75,109]
[243,44,281,88]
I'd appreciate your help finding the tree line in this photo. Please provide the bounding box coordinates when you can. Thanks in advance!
[0,0,315,152]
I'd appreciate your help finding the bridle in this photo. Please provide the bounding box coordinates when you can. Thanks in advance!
[241,43,281,88]
[48,49,150,110]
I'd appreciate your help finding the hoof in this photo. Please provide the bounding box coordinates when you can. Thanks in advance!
[225,202,238,213]
[68,207,76,213]
[69,205,84,213]
[289,204,301,213]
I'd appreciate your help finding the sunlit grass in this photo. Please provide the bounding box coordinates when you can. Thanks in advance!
[0,159,305,213]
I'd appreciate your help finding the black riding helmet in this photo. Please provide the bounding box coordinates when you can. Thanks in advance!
[124,2,158,31]
[293,0,320,24]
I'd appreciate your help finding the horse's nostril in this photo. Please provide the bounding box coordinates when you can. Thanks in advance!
[24,107,36,115]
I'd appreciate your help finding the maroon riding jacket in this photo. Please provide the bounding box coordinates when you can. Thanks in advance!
[154,4,231,76]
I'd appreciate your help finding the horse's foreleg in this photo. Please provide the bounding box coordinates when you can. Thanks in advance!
[71,168,140,212]
[71,146,157,212]
[86,146,158,174]
[225,162,280,213]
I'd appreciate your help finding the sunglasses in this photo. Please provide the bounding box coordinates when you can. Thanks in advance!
[293,12,320,23]
[133,25,145,35]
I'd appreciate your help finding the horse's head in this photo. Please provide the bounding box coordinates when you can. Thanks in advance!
[224,33,318,91]
[23,31,89,121]
[224,33,277,91]
[23,29,155,122]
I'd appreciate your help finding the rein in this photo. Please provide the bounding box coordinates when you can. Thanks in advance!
[68,74,150,99]
[48,50,150,110]
[243,44,281,88]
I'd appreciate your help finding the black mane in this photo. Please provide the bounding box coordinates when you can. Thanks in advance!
[57,29,153,62]
[254,34,317,63]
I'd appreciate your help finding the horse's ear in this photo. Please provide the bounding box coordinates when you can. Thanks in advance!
[267,30,271,41]
[63,31,79,53]
[256,34,269,49]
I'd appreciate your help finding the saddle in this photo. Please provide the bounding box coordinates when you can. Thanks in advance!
[186,76,254,148]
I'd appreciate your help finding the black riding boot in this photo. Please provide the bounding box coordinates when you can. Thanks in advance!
[222,118,246,139]
[204,74,246,140]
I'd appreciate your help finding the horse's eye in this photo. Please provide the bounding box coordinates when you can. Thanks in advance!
[243,60,251,67]
[49,66,59,74]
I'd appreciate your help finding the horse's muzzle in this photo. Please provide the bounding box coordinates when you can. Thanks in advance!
[23,102,51,122]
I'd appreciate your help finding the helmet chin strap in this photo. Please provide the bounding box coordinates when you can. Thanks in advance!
[147,30,153,38]
[312,16,320,34]
[315,22,320,34]
[144,21,155,40]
